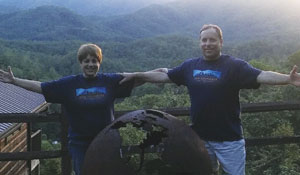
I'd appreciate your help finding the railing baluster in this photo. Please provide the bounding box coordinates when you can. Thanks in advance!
[27,122,32,175]
[60,106,72,175]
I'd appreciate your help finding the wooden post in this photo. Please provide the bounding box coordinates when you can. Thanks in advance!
[27,122,32,175]
[60,106,72,175]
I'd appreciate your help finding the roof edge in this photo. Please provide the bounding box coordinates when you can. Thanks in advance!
[0,102,50,139]
[0,123,22,139]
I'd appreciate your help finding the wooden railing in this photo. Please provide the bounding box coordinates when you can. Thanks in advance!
[1,102,300,175]
[0,112,71,175]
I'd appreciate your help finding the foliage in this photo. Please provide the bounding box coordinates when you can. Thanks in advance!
[237,58,300,174]
[118,122,173,174]
[116,84,190,110]
[119,123,147,146]
[40,140,61,175]
[287,50,300,68]
[0,6,300,172]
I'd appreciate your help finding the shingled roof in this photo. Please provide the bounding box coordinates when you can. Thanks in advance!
[0,82,46,136]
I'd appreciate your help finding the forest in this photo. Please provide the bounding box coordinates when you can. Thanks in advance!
[1,34,299,175]
[0,0,300,174]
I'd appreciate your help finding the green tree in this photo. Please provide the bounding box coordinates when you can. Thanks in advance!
[40,140,61,175]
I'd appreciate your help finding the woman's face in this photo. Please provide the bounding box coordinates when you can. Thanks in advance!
[80,55,100,78]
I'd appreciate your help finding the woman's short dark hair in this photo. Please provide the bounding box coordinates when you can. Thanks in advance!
[77,44,102,63]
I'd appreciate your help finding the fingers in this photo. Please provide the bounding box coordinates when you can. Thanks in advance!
[119,77,127,84]
[8,66,13,77]
[0,66,14,83]
[8,66,15,78]
[119,72,135,84]
[0,66,12,75]
[119,72,128,84]
[0,69,6,82]
[149,68,168,73]
[0,67,7,76]
[292,65,298,74]
[119,72,127,78]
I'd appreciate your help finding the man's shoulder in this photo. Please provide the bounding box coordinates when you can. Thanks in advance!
[98,73,123,84]
[186,57,201,62]
[41,75,79,93]
[64,74,80,80]
[182,57,201,65]
[99,73,121,79]
[221,54,247,65]
[45,75,78,84]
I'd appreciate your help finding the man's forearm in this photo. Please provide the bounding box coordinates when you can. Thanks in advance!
[257,71,290,85]
[12,78,43,93]
[134,72,172,83]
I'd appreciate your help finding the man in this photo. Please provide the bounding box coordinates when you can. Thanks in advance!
[120,24,300,175]
[0,43,134,175]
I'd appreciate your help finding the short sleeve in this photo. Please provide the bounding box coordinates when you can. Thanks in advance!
[167,60,188,86]
[110,74,134,98]
[41,77,69,103]
[236,60,262,89]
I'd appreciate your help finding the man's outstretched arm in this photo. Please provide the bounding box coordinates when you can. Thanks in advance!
[0,66,42,93]
[257,65,300,86]
[120,68,172,85]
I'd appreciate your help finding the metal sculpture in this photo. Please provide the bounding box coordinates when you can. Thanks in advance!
[82,109,212,175]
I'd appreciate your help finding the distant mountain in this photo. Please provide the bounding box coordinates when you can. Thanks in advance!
[0,0,175,16]
[0,0,299,43]
[0,5,20,14]
[95,4,188,39]
[98,0,300,41]
[0,6,130,41]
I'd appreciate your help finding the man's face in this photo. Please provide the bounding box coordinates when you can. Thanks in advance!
[200,28,223,61]
[80,55,100,78]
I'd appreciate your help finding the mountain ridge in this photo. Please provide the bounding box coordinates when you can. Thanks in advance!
[0,1,299,43]
[0,0,175,16]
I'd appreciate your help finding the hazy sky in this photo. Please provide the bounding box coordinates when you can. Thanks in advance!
[88,0,177,6]
[1,0,299,17]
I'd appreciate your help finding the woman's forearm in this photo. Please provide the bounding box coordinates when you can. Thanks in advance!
[12,78,42,93]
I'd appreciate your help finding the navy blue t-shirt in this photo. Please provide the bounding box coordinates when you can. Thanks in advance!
[41,73,134,145]
[168,55,262,141]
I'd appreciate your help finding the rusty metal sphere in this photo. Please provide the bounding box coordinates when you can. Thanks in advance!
[82,109,212,175]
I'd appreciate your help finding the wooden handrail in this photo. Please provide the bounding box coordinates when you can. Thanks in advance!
[1,102,300,122]
[0,113,60,123]
[0,151,62,161]
[115,101,300,117]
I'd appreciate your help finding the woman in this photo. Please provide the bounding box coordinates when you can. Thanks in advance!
[0,43,134,175]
